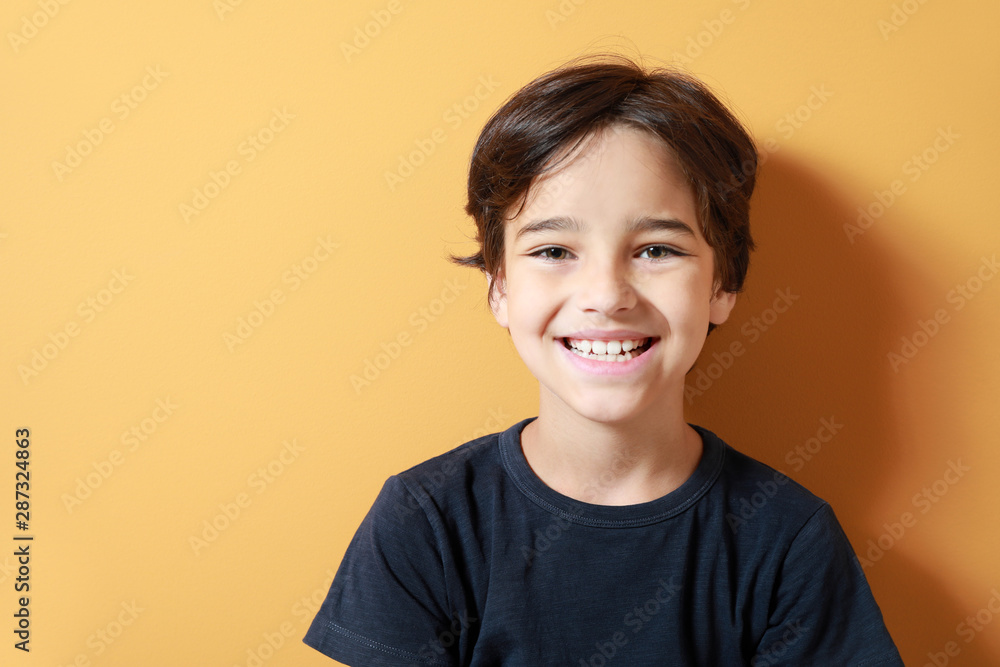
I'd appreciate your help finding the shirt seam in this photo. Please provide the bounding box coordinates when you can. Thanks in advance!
[784,500,831,556]
[761,500,836,638]
[499,427,727,528]
[321,619,450,666]
[395,474,460,637]
[855,654,904,667]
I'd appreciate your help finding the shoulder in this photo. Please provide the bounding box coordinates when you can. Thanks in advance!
[396,428,502,491]
[369,423,511,527]
[693,425,831,540]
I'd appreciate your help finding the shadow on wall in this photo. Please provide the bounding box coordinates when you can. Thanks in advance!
[686,151,996,666]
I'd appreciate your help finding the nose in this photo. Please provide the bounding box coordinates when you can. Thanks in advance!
[575,255,637,315]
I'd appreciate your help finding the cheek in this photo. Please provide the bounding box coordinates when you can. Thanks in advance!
[508,286,549,327]
[650,271,712,318]
[669,297,711,334]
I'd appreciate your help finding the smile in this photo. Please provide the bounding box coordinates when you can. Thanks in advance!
[562,337,654,362]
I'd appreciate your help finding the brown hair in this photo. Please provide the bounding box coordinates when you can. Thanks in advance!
[450,54,758,331]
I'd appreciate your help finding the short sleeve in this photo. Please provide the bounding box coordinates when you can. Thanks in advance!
[753,503,903,666]
[303,476,460,666]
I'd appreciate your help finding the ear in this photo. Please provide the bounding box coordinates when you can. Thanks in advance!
[708,287,737,325]
[488,274,509,328]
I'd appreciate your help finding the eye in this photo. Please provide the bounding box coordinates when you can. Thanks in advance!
[529,246,573,261]
[638,244,683,260]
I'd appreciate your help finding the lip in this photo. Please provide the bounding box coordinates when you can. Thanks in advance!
[557,336,659,376]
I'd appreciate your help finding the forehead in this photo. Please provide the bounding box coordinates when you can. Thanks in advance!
[507,125,698,231]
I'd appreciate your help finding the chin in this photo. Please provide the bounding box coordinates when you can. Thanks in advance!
[564,397,651,426]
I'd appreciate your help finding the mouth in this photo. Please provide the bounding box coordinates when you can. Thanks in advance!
[561,337,656,362]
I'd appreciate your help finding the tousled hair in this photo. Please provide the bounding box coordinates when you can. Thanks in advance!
[450,54,758,333]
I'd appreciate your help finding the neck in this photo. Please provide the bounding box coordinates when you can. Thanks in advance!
[521,390,702,506]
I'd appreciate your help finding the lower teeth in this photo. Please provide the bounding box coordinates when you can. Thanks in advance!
[567,344,648,362]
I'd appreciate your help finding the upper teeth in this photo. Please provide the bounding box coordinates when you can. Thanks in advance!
[568,338,646,355]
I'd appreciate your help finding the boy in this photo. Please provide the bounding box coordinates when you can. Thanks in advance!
[304,55,903,665]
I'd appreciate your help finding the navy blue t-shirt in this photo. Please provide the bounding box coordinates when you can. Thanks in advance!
[304,417,902,666]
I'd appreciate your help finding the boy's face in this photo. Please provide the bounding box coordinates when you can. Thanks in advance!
[489,125,736,425]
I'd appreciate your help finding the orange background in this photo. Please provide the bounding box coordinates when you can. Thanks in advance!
[2,1,998,665]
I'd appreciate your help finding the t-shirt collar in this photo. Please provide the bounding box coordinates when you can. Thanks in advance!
[498,416,726,527]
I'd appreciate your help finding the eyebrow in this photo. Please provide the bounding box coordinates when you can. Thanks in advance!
[514,215,696,241]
